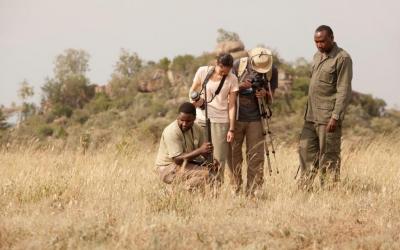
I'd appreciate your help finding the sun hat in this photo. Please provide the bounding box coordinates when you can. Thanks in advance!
[248,47,273,73]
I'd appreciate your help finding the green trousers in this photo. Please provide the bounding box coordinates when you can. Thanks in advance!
[298,121,342,190]
[210,122,232,184]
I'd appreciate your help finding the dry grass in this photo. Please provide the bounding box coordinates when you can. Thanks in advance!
[1,132,400,250]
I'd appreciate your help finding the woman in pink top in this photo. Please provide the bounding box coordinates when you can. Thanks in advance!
[189,53,239,185]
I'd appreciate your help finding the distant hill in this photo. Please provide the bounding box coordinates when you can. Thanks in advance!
[1,30,399,151]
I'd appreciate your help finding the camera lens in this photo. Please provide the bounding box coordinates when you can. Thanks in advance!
[190,91,200,102]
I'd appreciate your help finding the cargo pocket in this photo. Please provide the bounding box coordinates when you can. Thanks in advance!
[318,66,336,84]
[316,99,335,122]
[325,128,341,153]
[316,100,335,111]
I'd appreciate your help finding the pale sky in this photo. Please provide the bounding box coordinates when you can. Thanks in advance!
[1,0,399,108]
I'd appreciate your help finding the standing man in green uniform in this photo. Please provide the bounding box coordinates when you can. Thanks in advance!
[298,25,353,190]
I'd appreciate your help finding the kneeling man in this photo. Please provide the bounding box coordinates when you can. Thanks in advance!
[155,102,213,190]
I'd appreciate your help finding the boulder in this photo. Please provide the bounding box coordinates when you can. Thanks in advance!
[215,40,245,55]
[231,50,248,60]
[137,69,167,93]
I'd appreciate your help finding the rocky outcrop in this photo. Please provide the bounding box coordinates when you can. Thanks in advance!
[94,84,113,96]
[137,69,166,93]
[215,40,245,55]
[230,50,248,60]
[215,40,247,60]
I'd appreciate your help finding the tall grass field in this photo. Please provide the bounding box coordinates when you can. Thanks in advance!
[1,132,399,249]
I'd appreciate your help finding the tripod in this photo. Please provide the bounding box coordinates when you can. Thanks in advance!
[257,94,279,175]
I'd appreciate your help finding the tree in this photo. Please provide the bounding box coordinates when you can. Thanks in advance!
[18,80,35,122]
[54,48,90,82]
[114,49,142,78]
[18,80,34,100]
[42,49,92,111]
[0,109,8,130]
[216,28,240,43]
[170,55,195,75]
[293,57,312,77]
[109,49,143,98]
[158,57,170,72]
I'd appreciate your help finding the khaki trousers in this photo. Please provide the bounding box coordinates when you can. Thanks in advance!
[298,121,342,190]
[210,122,232,184]
[157,162,209,191]
[231,120,265,194]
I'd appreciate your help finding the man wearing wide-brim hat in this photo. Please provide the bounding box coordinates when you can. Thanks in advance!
[231,47,278,196]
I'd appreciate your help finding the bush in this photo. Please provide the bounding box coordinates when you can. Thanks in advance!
[292,77,309,98]
[158,57,170,71]
[0,109,8,130]
[37,126,54,137]
[55,126,68,138]
[137,118,170,143]
[171,55,195,75]
[72,109,90,125]
[356,94,386,117]
[51,104,73,118]
[86,93,111,114]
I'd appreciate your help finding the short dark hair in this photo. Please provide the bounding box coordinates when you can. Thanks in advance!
[316,25,334,37]
[178,102,196,116]
[216,53,234,67]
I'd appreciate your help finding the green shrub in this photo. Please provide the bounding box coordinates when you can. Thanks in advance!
[158,57,170,71]
[86,93,111,114]
[137,118,170,143]
[171,55,195,75]
[0,109,8,130]
[55,126,68,138]
[51,104,73,118]
[72,109,90,124]
[37,125,54,137]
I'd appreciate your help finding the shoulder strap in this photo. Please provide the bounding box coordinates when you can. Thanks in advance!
[202,66,226,97]
[214,75,227,96]
[202,66,215,87]
[237,57,248,78]
[266,69,272,82]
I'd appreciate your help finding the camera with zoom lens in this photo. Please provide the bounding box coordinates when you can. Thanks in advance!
[190,91,205,110]
[250,73,266,90]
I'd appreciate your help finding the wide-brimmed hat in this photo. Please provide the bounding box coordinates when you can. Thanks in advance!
[248,47,273,73]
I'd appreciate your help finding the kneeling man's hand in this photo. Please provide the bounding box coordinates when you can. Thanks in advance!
[199,142,213,154]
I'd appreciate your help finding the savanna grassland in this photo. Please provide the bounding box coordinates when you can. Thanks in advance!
[1,132,399,250]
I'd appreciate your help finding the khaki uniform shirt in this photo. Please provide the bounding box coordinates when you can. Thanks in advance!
[155,120,204,167]
[305,43,353,124]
